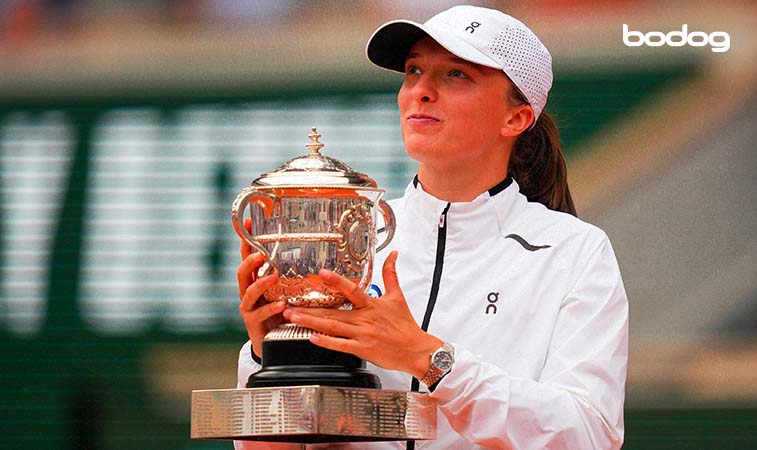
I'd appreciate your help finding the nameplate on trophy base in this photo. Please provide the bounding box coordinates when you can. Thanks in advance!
[191,386,436,443]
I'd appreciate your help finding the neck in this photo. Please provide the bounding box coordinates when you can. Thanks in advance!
[416,162,509,202]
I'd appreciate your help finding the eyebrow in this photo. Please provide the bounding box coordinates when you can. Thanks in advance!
[405,52,485,73]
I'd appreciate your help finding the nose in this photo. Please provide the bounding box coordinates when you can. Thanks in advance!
[411,74,437,103]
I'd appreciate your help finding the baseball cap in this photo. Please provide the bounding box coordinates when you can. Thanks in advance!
[366,5,553,120]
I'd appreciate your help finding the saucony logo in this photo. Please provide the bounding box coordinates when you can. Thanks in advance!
[505,234,551,252]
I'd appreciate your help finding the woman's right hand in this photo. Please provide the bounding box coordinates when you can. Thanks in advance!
[237,218,284,361]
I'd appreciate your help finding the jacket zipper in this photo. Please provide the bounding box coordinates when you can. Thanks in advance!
[406,203,452,450]
[407,203,451,450]
[420,203,451,334]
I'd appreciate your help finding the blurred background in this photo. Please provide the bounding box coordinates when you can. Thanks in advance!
[1,0,755,448]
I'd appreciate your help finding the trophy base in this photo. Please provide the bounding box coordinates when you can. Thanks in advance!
[249,331,381,389]
[247,364,381,389]
[191,385,436,442]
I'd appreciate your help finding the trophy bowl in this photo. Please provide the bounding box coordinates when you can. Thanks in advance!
[231,128,395,308]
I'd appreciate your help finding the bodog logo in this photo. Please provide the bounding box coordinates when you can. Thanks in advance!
[623,24,730,53]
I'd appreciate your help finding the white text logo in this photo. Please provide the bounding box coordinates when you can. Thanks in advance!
[623,24,730,53]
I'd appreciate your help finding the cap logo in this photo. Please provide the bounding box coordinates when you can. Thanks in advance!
[465,22,481,33]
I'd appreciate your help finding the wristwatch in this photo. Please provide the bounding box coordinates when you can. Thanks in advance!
[420,342,455,388]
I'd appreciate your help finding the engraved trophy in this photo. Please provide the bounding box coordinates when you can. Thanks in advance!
[190,128,436,443]
[231,127,395,389]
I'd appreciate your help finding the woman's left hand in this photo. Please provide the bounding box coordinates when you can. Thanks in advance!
[283,250,442,379]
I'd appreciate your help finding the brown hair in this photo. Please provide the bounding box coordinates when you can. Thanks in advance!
[507,87,576,216]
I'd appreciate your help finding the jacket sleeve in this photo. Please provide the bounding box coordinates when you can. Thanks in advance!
[233,341,304,450]
[236,340,260,389]
[430,236,628,449]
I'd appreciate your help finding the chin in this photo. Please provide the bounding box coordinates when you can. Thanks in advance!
[403,134,438,152]
[403,141,433,161]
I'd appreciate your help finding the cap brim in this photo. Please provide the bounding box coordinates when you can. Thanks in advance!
[366,21,428,73]
[366,20,501,74]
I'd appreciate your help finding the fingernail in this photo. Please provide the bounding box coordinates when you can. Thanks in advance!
[319,269,335,282]
[283,309,298,321]
[261,274,278,284]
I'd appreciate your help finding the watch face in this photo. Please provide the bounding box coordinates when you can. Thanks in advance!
[433,350,454,371]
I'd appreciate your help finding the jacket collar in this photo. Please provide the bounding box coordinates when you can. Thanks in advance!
[404,175,523,237]
[412,174,513,197]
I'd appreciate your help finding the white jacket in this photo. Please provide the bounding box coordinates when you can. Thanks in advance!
[236,178,628,450]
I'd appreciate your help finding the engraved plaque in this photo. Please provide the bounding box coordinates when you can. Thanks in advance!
[191,386,436,443]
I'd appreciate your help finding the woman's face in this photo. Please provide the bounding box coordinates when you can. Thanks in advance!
[398,37,516,172]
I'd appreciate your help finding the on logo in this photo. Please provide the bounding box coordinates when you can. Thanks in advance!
[485,292,499,315]
[465,22,481,33]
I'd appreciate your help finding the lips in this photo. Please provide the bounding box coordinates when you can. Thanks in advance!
[406,113,441,125]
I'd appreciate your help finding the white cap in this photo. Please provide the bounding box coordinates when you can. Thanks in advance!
[366,5,553,120]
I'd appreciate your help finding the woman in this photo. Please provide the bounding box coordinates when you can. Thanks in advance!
[236,5,628,449]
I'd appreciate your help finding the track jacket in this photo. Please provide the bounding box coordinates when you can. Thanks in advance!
[236,177,628,450]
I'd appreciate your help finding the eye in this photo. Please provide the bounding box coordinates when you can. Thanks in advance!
[405,64,422,75]
[448,69,468,79]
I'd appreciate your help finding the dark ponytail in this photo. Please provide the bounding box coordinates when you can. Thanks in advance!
[507,87,576,216]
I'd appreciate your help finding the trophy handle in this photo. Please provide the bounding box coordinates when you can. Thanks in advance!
[231,187,279,275]
[376,199,396,253]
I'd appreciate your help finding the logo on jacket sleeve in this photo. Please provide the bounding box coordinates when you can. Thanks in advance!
[505,234,551,252]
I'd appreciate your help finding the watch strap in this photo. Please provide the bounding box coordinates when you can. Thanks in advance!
[420,342,454,388]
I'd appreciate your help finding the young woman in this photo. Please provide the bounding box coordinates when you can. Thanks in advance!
[235,5,628,449]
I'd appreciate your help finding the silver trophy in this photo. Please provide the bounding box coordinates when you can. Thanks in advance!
[232,127,395,308]
[191,128,436,443]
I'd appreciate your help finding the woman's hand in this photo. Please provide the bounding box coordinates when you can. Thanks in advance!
[283,250,442,379]
[237,218,284,360]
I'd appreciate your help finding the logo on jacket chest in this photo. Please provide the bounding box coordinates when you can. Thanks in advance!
[485,291,500,315]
